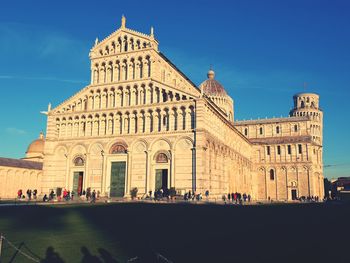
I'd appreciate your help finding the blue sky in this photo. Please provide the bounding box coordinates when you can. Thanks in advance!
[0,0,349,178]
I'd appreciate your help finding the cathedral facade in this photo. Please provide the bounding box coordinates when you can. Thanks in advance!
[0,17,324,200]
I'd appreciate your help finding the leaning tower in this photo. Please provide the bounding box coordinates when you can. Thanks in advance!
[289,92,323,145]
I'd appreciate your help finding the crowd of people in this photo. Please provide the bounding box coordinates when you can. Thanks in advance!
[17,189,38,200]
[144,189,250,204]
[15,187,108,204]
[222,192,251,204]
[15,188,323,204]
[298,195,321,202]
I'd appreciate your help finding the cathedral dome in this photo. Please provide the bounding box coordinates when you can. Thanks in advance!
[26,132,45,154]
[199,69,227,96]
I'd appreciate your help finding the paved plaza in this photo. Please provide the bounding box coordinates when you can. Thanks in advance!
[0,201,348,263]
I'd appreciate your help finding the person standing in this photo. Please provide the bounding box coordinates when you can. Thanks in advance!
[222,194,227,204]
[17,189,22,199]
[63,189,67,201]
[91,190,96,203]
[205,190,209,201]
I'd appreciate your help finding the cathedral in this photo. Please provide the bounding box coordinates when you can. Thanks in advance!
[0,17,324,200]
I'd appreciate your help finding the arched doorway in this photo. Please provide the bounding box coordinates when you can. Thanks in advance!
[290,181,298,200]
[154,151,170,192]
[72,156,85,196]
[108,142,128,198]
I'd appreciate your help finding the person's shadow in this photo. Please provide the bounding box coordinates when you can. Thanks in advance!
[81,246,102,263]
[41,246,65,263]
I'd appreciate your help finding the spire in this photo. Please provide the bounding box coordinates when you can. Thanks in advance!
[39,132,44,140]
[121,15,126,28]
[150,26,154,38]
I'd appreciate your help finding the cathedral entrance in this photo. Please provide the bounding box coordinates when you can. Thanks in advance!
[155,169,168,191]
[110,161,126,197]
[73,171,84,195]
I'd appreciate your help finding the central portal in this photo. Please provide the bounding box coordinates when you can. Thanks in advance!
[73,171,84,195]
[110,161,126,197]
[155,169,168,191]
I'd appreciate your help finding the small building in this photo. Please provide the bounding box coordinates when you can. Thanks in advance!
[331,177,350,200]
[0,133,44,199]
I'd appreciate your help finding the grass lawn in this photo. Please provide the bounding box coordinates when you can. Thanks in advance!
[0,202,349,263]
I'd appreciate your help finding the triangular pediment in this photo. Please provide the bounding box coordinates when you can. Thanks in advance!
[90,18,158,59]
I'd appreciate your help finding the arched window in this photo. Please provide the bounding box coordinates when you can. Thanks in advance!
[156,153,168,163]
[73,156,85,166]
[270,169,275,180]
[110,143,127,154]
[276,126,280,134]
[294,124,298,132]
[259,127,263,135]
[301,101,305,108]
[244,128,248,136]
[124,36,128,52]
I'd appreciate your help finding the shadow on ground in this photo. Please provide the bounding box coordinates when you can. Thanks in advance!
[1,202,350,263]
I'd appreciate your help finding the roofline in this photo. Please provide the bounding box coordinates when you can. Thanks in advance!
[199,96,252,145]
[294,92,320,97]
[158,52,200,92]
[0,157,43,170]
[234,116,310,126]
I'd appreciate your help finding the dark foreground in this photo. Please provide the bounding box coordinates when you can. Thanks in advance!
[0,202,349,263]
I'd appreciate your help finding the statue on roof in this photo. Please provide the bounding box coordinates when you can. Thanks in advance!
[121,15,126,28]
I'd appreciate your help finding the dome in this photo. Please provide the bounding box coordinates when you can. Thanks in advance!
[199,69,227,96]
[26,132,45,154]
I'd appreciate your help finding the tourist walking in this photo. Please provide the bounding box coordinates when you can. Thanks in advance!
[26,189,32,200]
[91,190,96,203]
[243,193,247,203]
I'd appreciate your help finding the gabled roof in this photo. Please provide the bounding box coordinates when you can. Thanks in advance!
[234,116,310,126]
[91,16,158,53]
[158,52,199,92]
[0,157,43,170]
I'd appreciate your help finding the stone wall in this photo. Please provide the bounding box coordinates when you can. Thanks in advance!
[0,166,42,199]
